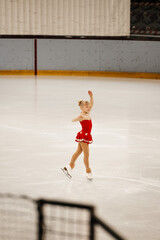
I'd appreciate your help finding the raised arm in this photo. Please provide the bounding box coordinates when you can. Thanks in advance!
[72,115,83,122]
[88,90,94,110]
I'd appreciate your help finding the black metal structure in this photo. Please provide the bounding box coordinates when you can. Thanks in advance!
[0,193,127,240]
[36,199,127,240]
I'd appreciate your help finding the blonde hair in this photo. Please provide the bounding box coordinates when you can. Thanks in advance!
[78,100,89,106]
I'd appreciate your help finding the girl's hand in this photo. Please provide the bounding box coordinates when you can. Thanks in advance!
[88,90,93,97]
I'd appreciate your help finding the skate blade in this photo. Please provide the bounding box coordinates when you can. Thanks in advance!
[87,177,93,181]
[61,168,72,179]
[86,175,93,181]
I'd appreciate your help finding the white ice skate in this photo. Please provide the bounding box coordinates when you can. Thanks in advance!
[61,165,72,179]
[86,172,93,180]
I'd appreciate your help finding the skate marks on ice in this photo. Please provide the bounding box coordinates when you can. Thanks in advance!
[94,175,160,193]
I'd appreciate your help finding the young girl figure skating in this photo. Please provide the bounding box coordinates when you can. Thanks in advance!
[62,90,94,180]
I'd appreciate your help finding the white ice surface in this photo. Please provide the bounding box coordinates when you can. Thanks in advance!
[0,75,160,240]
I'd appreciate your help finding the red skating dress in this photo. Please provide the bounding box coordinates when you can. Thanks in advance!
[75,119,93,144]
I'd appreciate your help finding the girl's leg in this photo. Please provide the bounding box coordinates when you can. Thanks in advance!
[69,142,82,169]
[80,142,91,173]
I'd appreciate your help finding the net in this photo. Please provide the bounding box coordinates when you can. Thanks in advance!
[38,199,94,240]
[0,194,126,240]
[0,194,37,240]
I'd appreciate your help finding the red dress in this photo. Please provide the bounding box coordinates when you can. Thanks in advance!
[75,119,93,144]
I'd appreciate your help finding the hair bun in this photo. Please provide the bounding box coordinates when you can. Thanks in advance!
[78,100,83,106]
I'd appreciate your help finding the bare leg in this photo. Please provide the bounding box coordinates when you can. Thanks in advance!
[69,143,82,169]
[80,142,91,173]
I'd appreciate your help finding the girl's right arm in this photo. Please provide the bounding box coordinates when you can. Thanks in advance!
[88,90,94,111]
[72,115,83,122]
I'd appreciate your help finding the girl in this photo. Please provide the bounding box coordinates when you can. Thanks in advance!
[61,90,94,180]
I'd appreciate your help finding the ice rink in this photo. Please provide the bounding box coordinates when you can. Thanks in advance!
[0,75,160,240]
